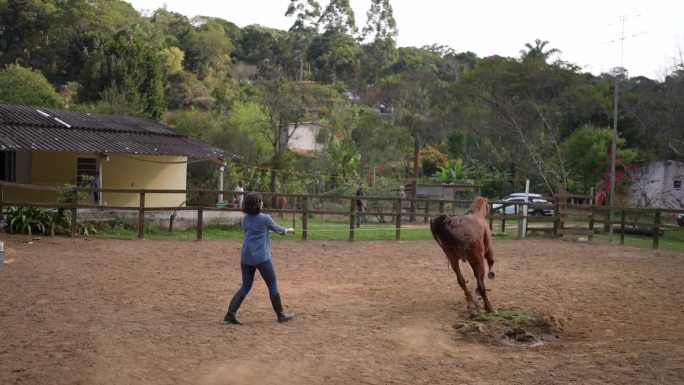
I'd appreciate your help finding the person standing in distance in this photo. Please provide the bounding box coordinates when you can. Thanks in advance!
[224,192,295,324]
[355,182,365,228]
[234,180,244,208]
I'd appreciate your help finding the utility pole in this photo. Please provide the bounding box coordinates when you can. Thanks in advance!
[607,15,643,241]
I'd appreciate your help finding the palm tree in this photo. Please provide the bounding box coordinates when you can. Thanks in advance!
[520,39,561,62]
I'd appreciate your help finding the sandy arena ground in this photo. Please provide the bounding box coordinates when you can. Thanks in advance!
[0,235,683,385]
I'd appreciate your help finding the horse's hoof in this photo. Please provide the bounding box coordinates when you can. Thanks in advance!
[488,271,496,279]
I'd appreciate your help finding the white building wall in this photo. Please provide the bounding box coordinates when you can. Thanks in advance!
[629,160,684,209]
[287,122,325,153]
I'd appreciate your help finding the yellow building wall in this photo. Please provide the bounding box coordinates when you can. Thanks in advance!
[3,151,188,207]
[102,154,187,207]
[3,150,76,203]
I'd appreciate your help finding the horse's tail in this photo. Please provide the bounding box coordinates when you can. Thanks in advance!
[430,214,450,247]
[430,214,472,252]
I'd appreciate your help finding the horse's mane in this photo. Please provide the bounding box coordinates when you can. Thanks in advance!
[466,196,489,217]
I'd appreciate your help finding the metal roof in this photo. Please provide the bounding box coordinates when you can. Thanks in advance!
[0,104,237,159]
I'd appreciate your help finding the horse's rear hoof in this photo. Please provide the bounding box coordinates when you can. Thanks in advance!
[488,271,496,279]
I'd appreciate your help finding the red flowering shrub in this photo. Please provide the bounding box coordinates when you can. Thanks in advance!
[599,159,639,194]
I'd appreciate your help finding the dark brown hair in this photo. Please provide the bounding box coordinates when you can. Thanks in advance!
[242,192,262,214]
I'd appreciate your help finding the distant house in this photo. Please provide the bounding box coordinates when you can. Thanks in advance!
[0,104,236,207]
[343,91,361,102]
[628,160,684,209]
[287,121,327,157]
[416,183,481,201]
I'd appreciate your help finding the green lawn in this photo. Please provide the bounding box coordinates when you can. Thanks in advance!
[91,216,684,252]
[93,217,445,241]
[591,229,684,251]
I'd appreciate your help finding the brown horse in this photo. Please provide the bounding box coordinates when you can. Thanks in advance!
[270,195,288,218]
[430,196,496,313]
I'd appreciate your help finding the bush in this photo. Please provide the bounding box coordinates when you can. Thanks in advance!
[78,222,97,237]
[5,207,63,236]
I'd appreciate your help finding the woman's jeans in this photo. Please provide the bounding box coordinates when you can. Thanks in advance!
[228,259,279,313]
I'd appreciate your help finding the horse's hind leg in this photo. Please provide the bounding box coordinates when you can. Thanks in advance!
[485,246,495,279]
[447,252,477,311]
[472,260,494,313]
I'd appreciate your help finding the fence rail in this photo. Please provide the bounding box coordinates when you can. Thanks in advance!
[1,182,682,249]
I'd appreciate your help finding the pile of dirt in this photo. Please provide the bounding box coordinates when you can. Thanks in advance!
[453,308,565,347]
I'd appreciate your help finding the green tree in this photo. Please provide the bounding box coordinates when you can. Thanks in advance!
[181,18,234,79]
[0,0,57,67]
[285,0,321,81]
[445,55,584,194]
[520,38,561,62]
[159,46,184,76]
[0,64,62,107]
[390,47,454,81]
[359,0,398,87]
[165,70,215,110]
[256,67,308,191]
[318,0,357,34]
[361,0,396,41]
[78,34,165,119]
[286,0,321,31]
[308,29,360,84]
[238,25,284,65]
[560,125,636,193]
[150,8,193,47]
[378,66,446,218]
[618,69,684,159]
[12,0,145,82]
[352,107,411,171]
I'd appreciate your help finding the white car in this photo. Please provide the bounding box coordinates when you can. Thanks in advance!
[491,193,554,216]
[677,214,684,226]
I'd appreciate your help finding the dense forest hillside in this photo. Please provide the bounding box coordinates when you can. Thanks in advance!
[0,0,682,199]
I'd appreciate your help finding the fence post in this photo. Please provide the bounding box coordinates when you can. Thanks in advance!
[439,201,444,214]
[620,210,626,245]
[489,201,494,231]
[653,211,661,249]
[197,207,204,241]
[302,197,308,241]
[553,201,560,237]
[423,198,429,223]
[0,184,3,218]
[349,198,355,242]
[70,189,78,237]
[588,187,595,241]
[395,198,402,241]
[138,192,145,239]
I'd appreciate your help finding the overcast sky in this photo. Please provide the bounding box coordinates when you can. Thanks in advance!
[125,0,683,79]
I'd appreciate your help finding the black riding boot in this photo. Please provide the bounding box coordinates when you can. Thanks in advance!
[224,294,244,325]
[270,294,294,323]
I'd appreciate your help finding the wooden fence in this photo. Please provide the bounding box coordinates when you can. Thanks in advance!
[1,182,682,249]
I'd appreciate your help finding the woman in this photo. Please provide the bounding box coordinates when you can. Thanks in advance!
[224,192,295,324]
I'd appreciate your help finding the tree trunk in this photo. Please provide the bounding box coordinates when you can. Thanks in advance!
[331,61,337,85]
[298,57,303,82]
[270,169,277,194]
[410,132,420,222]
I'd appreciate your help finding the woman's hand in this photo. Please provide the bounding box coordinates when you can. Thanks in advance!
[286,227,295,234]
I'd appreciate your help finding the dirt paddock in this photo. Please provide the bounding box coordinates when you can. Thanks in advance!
[0,235,683,385]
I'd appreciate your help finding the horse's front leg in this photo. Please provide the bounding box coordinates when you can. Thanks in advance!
[447,252,477,311]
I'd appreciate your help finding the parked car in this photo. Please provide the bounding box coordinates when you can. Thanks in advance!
[491,193,554,216]
[677,214,684,226]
